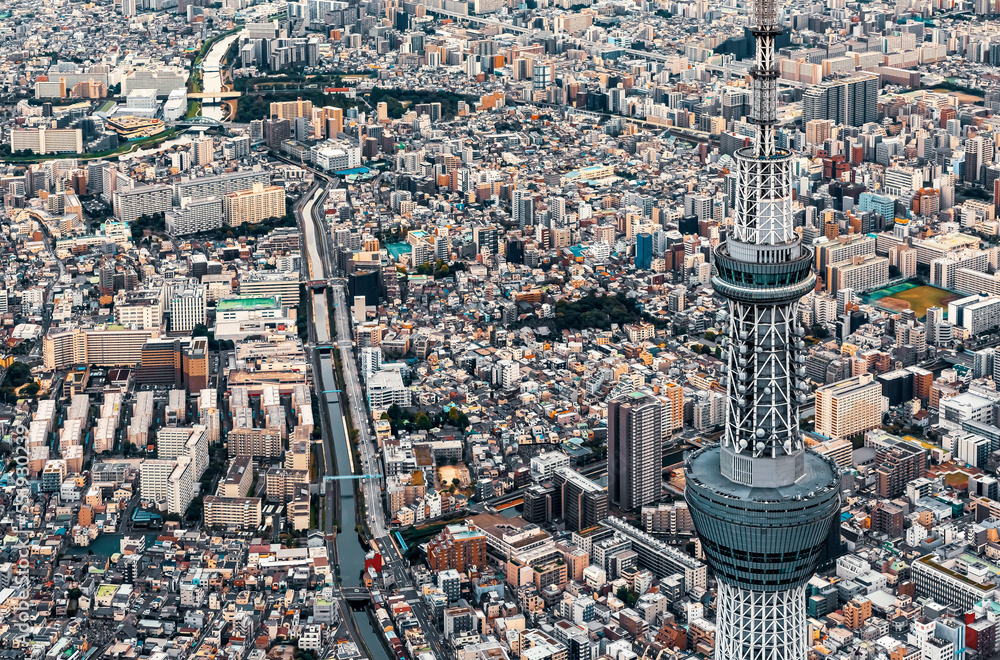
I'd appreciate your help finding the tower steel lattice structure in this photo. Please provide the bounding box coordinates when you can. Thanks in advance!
[684,1,841,659]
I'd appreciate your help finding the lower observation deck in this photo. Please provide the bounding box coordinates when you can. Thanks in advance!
[684,445,840,592]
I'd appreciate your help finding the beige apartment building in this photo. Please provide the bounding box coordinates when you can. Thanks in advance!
[815,373,884,441]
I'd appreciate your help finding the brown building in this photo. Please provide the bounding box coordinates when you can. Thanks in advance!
[871,501,905,539]
[183,336,209,391]
[135,335,209,391]
[427,524,487,573]
[875,443,926,498]
[844,596,872,629]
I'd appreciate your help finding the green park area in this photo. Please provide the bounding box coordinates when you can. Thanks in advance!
[866,283,959,320]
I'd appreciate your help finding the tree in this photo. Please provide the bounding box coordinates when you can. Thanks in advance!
[414,412,432,430]
[448,407,460,422]
[452,478,461,488]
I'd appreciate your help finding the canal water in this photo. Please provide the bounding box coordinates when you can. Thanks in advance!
[318,354,391,660]
[65,533,161,556]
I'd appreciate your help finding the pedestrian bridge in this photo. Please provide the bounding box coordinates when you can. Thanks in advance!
[187,91,242,99]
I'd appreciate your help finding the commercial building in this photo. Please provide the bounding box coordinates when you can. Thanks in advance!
[815,373,884,441]
[367,370,412,410]
[238,271,300,307]
[608,392,662,512]
[214,295,295,340]
[121,67,186,96]
[135,337,208,391]
[912,555,997,611]
[169,286,207,333]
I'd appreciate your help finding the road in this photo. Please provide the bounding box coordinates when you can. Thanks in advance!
[36,221,67,360]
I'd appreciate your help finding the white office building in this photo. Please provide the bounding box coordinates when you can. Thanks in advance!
[169,285,207,332]
[366,370,411,410]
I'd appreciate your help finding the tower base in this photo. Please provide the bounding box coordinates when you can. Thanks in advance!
[715,582,806,660]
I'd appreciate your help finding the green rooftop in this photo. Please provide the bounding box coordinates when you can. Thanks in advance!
[217,296,278,311]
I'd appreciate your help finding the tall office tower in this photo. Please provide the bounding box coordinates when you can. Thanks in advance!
[512,189,534,229]
[684,2,841,659]
[549,196,566,228]
[965,136,989,184]
[607,392,662,512]
[926,306,943,345]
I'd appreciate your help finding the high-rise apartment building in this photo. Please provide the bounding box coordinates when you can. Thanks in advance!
[427,524,487,572]
[870,436,927,498]
[659,381,684,434]
[826,254,889,295]
[223,182,285,227]
[608,392,662,512]
[114,184,173,223]
[553,467,608,532]
[814,373,884,441]
[11,128,83,155]
[270,97,313,120]
[801,73,878,127]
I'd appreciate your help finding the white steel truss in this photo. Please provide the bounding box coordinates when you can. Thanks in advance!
[722,299,804,460]
[715,582,807,660]
[731,151,794,248]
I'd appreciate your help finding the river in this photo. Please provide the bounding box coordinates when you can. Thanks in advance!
[201,32,241,121]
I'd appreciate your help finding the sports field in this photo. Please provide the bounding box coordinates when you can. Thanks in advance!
[867,283,959,320]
